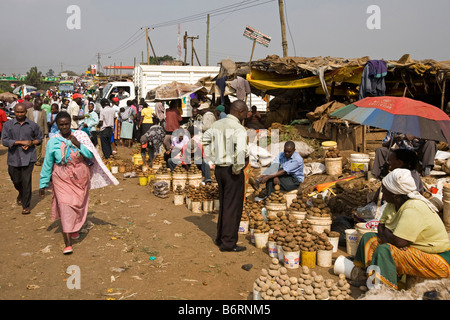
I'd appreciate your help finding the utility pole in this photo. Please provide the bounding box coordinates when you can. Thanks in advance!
[146,28,150,64]
[183,32,188,66]
[184,32,200,66]
[206,14,210,66]
[278,0,288,57]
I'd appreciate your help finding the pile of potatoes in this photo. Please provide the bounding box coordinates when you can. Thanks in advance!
[198,185,216,201]
[266,185,287,204]
[155,164,170,175]
[187,186,202,202]
[152,154,164,167]
[245,200,264,217]
[188,164,202,175]
[266,211,291,230]
[306,194,332,218]
[173,165,187,175]
[250,212,271,235]
[270,219,334,253]
[174,185,184,195]
[325,147,342,159]
[289,196,308,212]
[253,260,354,300]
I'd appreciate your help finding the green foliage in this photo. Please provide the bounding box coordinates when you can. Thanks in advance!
[148,55,175,65]
[25,66,43,88]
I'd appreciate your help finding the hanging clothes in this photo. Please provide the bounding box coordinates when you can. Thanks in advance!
[359,60,387,100]
[230,76,251,101]
[215,76,228,104]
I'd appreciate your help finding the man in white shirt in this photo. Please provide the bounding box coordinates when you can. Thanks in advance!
[98,98,116,159]
[67,93,84,129]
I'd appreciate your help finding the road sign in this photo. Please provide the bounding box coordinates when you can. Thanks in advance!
[243,26,271,47]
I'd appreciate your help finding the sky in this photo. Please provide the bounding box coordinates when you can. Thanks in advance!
[1,0,449,76]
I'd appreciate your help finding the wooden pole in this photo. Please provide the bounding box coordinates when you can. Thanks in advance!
[278,0,288,57]
[184,32,188,66]
[148,33,157,60]
[146,28,150,64]
[206,14,210,66]
[441,72,448,110]
[193,47,201,66]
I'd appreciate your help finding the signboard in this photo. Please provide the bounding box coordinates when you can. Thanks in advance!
[243,26,271,47]
[91,64,97,75]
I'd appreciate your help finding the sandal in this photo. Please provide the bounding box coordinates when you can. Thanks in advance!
[22,208,31,215]
[16,196,22,205]
[63,246,73,254]
[71,232,80,240]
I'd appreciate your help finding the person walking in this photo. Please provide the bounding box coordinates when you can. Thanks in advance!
[26,97,48,165]
[80,102,99,146]
[2,103,43,214]
[202,100,248,252]
[97,98,115,159]
[39,111,118,254]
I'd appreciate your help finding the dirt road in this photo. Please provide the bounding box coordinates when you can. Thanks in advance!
[0,145,360,301]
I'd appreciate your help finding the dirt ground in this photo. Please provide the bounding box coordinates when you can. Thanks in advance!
[0,144,363,301]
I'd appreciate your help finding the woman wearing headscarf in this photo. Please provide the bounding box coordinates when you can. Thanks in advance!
[353,168,450,289]
[39,112,119,254]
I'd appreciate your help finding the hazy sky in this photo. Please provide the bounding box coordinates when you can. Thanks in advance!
[1,0,449,75]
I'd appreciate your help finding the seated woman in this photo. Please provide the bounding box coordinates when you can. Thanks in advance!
[353,168,450,289]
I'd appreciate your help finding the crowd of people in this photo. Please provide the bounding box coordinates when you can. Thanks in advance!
[1,86,449,293]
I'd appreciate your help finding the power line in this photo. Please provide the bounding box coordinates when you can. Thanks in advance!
[142,0,275,29]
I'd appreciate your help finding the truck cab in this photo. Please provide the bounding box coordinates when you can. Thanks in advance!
[95,81,136,112]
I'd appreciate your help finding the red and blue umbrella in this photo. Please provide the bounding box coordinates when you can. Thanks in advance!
[330,96,450,143]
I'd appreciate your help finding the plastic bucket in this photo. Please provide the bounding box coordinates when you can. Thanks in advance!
[277,244,284,262]
[307,215,332,234]
[253,289,262,301]
[284,191,298,208]
[133,154,143,166]
[356,222,377,242]
[345,229,359,256]
[328,236,340,253]
[191,201,202,214]
[268,241,278,258]
[350,153,370,174]
[174,194,184,206]
[290,211,306,224]
[301,250,316,268]
[239,220,249,234]
[254,232,269,249]
[368,152,376,170]
[317,249,333,267]
[250,229,255,244]
[139,176,148,186]
[325,157,343,176]
[334,255,355,279]
[283,250,300,269]
[203,200,213,213]
[111,166,119,174]
[172,179,187,192]
[321,141,337,156]
[214,199,220,211]
[186,197,192,210]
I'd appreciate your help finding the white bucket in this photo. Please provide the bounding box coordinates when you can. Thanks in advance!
[253,289,262,300]
[317,249,333,267]
[277,244,284,262]
[254,232,269,249]
[239,220,249,234]
[307,215,332,234]
[214,199,220,211]
[284,192,298,208]
[173,194,184,206]
[325,157,343,176]
[356,222,377,242]
[250,229,255,244]
[283,250,300,269]
[345,229,359,256]
[203,200,213,213]
[186,197,192,210]
[333,255,355,279]
[268,241,278,258]
[350,153,370,174]
[110,166,119,174]
[328,236,340,253]
[191,201,202,214]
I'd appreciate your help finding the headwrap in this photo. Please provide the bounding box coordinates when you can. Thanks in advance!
[72,93,83,100]
[382,168,438,213]
[216,105,225,112]
[112,97,119,102]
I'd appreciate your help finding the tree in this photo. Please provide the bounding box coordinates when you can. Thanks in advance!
[61,70,79,77]
[25,66,43,88]
[149,55,175,65]
[46,69,55,77]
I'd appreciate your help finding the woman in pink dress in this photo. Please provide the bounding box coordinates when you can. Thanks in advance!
[39,111,118,254]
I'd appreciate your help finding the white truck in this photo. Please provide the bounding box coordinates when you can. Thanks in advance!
[96,64,268,117]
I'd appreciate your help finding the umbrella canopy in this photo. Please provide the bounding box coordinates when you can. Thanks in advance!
[0,92,18,102]
[145,81,208,101]
[330,96,450,143]
[12,85,37,95]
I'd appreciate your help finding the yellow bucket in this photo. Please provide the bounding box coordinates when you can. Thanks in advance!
[133,154,143,166]
[301,250,316,269]
[139,176,148,186]
[147,174,155,183]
